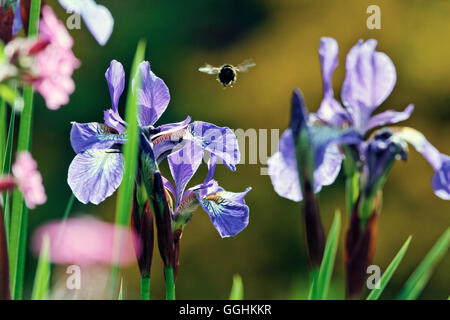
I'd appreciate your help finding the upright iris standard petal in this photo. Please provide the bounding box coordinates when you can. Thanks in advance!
[70,122,126,154]
[105,60,125,112]
[366,104,414,131]
[68,149,124,204]
[197,186,251,238]
[135,61,170,127]
[393,127,450,200]
[319,37,339,98]
[188,121,240,171]
[341,39,396,132]
[168,140,204,208]
[58,0,114,46]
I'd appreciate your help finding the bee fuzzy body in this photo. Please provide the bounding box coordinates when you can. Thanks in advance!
[217,65,237,87]
[198,59,255,88]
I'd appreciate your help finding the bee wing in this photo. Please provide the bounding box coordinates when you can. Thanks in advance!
[198,63,220,74]
[236,59,256,72]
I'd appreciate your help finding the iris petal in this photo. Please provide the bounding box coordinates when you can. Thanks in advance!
[68,149,124,204]
[189,121,240,171]
[135,61,170,127]
[58,0,114,46]
[168,140,204,208]
[366,104,414,132]
[105,60,125,112]
[197,188,250,238]
[341,39,396,132]
[431,156,450,200]
[70,122,126,154]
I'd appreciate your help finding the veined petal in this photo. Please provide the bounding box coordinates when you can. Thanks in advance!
[342,39,396,132]
[317,97,350,127]
[59,0,114,46]
[267,129,302,202]
[168,140,204,208]
[70,122,126,154]
[432,155,450,200]
[135,61,170,127]
[105,60,125,112]
[104,108,126,134]
[196,187,250,238]
[392,127,449,200]
[188,121,240,171]
[153,116,191,134]
[314,144,343,188]
[319,37,339,98]
[367,104,414,132]
[152,124,189,162]
[68,149,124,204]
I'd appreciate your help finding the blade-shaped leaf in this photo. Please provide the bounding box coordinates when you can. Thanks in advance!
[312,210,341,300]
[110,40,146,297]
[229,274,244,300]
[118,278,124,300]
[397,227,450,300]
[31,234,51,300]
[367,236,412,300]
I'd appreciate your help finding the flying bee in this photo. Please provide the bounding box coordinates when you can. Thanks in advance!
[198,59,256,87]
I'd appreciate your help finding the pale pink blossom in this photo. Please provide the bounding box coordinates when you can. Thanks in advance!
[32,6,80,110]
[33,217,138,267]
[11,151,46,209]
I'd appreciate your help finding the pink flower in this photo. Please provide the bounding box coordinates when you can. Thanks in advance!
[11,151,46,209]
[32,6,80,110]
[33,217,138,267]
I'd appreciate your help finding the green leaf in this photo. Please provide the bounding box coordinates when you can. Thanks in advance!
[0,98,6,170]
[367,236,412,300]
[109,40,146,297]
[1,102,14,241]
[229,274,244,300]
[31,234,51,300]
[118,278,124,300]
[397,227,450,300]
[8,0,41,300]
[312,210,341,300]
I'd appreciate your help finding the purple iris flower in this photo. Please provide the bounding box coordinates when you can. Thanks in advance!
[164,143,251,238]
[68,60,242,205]
[267,89,360,202]
[315,37,449,200]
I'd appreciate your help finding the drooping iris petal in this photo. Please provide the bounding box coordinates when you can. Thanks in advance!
[366,104,414,132]
[105,60,125,112]
[431,156,450,200]
[168,140,204,208]
[267,129,302,201]
[68,149,124,204]
[58,0,114,46]
[341,39,396,132]
[70,122,126,154]
[188,121,240,171]
[393,127,449,200]
[197,187,250,238]
[135,61,170,127]
[313,144,344,188]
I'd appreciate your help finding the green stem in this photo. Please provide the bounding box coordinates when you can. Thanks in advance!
[307,267,319,300]
[0,98,6,170]
[2,106,15,242]
[8,0,41,300]
[164,266,175,300]
[140,276,150,300]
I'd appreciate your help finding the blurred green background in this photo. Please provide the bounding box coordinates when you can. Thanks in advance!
[24,0,450,299]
